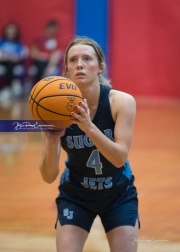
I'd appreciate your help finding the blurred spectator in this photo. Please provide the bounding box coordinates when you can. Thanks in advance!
[29,20,63,84]
[0,22,29,100]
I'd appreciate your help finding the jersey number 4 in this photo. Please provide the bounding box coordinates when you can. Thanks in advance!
[86,149,103,175]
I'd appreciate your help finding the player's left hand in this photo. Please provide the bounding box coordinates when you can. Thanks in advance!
[70,99,93,132]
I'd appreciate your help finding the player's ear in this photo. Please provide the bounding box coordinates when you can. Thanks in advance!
[98,69,103,74]
[65,66,69,73]
[65,66,71,78]
[98,63,104,74]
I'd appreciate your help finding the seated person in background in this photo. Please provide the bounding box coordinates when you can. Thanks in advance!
[29,20,63,83]
[0,22,29,98]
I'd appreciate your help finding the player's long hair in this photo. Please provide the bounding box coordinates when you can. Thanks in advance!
[63,36,112,88]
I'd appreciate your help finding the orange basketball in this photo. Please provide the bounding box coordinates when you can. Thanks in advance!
[29,76,82,130]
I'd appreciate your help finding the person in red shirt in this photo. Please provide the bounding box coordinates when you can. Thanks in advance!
[29,20,63,83]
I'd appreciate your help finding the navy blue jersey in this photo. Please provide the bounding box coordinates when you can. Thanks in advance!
[59,84,135,200]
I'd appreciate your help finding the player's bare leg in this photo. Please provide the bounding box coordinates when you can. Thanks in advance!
[56,221,89,252]
[106,219,139,252]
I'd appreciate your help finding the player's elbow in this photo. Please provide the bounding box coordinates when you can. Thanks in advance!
[41,175,56,184]
[113,159,127,168]
[113,153,128,168]
[39,166,59,184]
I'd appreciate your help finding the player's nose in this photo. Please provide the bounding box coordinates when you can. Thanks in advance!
[77,59,83,69]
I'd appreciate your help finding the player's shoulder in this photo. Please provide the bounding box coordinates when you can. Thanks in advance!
[109,89,136,108]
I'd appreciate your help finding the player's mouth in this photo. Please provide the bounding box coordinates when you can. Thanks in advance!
[75,72,85,76]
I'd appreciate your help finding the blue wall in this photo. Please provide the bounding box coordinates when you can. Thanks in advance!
[75,0,109,60]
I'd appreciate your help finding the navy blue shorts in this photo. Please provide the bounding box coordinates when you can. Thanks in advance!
[55,184,140,233]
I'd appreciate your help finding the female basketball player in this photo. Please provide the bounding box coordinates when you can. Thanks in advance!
[39,37,140,252]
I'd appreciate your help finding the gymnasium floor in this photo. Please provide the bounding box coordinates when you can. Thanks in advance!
[0,96,180,252]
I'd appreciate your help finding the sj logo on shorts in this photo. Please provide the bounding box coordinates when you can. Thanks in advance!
[63,208,74,219]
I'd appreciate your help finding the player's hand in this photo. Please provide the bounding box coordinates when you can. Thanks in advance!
[42,129,65,143]
[70,99,93,132]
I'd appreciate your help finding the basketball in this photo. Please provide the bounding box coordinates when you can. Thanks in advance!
[29,76,82,130]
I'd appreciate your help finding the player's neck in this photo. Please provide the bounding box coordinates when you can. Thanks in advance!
[80,83,100,120]
[81,82,100,103]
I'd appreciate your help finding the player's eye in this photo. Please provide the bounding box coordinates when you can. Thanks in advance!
[69,58,76,63]
[84,57,91,62]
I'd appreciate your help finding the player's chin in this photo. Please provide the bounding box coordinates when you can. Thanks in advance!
[74,78,87,86]
[75,75,86,80]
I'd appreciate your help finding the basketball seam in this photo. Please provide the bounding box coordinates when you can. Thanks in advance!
[30,97,75,117]
[38,94,82,99]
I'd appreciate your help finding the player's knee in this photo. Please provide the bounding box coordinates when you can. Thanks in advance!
[56,221,87,252]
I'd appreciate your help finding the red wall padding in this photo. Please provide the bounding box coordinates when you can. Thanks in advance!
[110,0,180,98]
[1,0,180,98]
[0,0,74,50]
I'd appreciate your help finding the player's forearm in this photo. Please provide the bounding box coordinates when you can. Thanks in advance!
[39,140,60,183]
[86,124,128,168]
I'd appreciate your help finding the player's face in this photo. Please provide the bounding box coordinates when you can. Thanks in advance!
[66,44,102,86]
